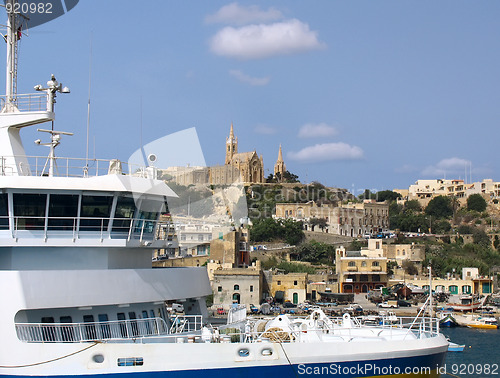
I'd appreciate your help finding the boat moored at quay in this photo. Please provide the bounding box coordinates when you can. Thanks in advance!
[0,3,448,377]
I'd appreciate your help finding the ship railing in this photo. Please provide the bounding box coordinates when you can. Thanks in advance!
[7,215,166,243]
[0,93,47,112]
[15,317,169,343]
[169,315,203,334]
[0,155,155,178]
[220,316,441,344]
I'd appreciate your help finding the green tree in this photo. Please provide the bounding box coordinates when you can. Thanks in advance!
[291,240,335,265]
[249,218,304,246]
[282,171,300,183]
[402,260,419,276]
[473,228,491,249]
[432,219,451,234]
[404,200,422,212]
[375,190,402,202]
[425,196,452,218]
[467,194,487,212]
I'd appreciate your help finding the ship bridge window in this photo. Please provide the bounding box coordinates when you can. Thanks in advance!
[80,195,113,231]
[134,198,163,234]
[113,195,136,232]
[0,193,8,229]
[48,194,79,230]
[13,193,47,230]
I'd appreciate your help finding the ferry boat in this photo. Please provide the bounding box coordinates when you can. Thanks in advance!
[0,3,448,377]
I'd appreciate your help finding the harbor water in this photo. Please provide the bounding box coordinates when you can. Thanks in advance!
[441,326,499,378]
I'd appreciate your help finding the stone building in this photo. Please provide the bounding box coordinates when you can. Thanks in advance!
[165,123,266,186]
[210,123,265,185]
[211,263,262,308]
[275,200,389,237]
[269,272,307,304]
[335,246,388,294]
[400,268,494,295]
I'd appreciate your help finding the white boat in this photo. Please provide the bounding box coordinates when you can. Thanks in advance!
[454,313,499,329]
[445,294,486,312]
[0,3,448,377]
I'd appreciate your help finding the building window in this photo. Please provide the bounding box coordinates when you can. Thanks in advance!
[250,285,253,292]
[234,284,239,290]
[348,261,356,267]
[293,280,298,286]
[277,281,281,285]
[372,261,379,267]
[361,261,367,267]
[218,286,222,292]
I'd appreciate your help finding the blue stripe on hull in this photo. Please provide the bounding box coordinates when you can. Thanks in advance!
[0,352,447,378]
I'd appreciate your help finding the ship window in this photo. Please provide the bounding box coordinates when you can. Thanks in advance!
[41,316,55,342]
[59,316,74,342]
[80,195,113,231]
[134,198,163,234]
[13,193,47,230]
[48,194,79,230]
[83,315,97,340]
[128,312,139,336]
[117,357,143,367]
[113,195,136,232]
[98,314,111,339]
[150,310,155,318]
[238,348,250,357]
[117,313,127,337]
[0,193,8,229]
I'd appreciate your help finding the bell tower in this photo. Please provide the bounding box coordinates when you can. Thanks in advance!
[274,144,286,180]
[225,122,238,165]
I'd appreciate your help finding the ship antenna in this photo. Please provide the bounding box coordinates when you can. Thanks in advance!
[85,33,92,177]
[4,0,28,111]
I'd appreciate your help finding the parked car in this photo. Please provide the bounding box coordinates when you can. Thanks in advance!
[343,303,363,312]
[397,300,412,307]
[377,301,398,308]
[167,303,184,313]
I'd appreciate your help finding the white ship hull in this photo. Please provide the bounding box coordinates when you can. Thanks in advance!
[1,336,448,377]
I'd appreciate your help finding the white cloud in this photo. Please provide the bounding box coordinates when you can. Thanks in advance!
[421,157,471,176]
[298,123,338,138]
[254,124,277,135]
[229,69,270,86]
[288,143,363,162]
[210,19,325,60]
[205,3,283,25]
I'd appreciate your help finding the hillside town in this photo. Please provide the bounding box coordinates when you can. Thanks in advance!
[153,123,499,315]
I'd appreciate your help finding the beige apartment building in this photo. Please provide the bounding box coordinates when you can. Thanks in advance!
[335,246,388,293]
[275,200,389,237]
[396,178,500,207]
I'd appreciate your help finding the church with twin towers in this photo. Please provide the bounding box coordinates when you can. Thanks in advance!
[163,123,287,186]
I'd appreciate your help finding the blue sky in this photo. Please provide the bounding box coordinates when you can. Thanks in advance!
[9,0,500,194]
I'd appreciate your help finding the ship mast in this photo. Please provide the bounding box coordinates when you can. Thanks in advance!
[4,0,25,111]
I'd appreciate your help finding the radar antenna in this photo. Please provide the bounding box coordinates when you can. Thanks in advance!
[35,128,73,177]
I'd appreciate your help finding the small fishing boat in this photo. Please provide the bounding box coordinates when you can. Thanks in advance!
[437,311,458,327]
[448,342,465,352]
